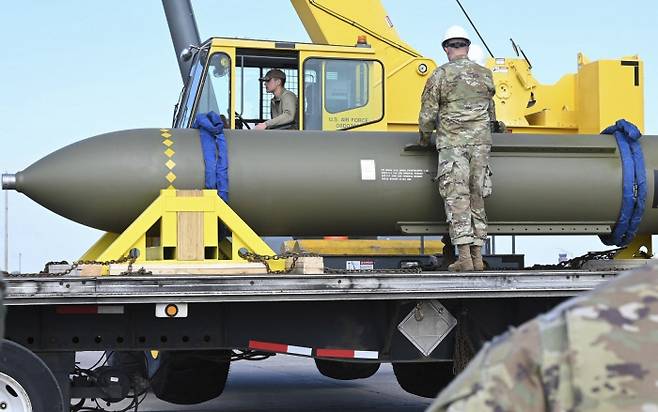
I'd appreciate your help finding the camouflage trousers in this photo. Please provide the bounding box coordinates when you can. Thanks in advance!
[436,145,492,246]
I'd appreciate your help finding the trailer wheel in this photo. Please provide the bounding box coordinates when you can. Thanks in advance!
[393,361,454,398]
[150,350,231,405]
[315,359,380,380]
[0,339,65,411]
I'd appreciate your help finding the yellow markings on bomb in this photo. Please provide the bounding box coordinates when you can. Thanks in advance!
[161,129,176,189]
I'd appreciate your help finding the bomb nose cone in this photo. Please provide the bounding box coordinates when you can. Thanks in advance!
[10,128,204,232]
[1,174,16,190]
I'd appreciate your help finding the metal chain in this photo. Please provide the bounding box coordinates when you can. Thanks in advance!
[118,266,153,277]
[238,249,319,274]
[237,249,423,275]
[527,247,626,270]
[453,309,477,375]
[6,255,143,278]
[7,247,621,278]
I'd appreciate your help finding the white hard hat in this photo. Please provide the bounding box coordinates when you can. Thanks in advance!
[468,44,486,66]
[442,25,471,47]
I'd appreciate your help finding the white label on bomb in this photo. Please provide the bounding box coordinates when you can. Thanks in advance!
[360,159,376,180]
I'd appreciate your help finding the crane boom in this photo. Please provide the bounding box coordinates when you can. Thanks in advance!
[291,0,421,58]
[162,0,201,82]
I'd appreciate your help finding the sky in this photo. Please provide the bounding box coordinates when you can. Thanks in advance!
[0,1,656,272]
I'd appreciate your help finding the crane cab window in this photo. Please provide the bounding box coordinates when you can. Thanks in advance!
[195,53,232,127]
[303,58,384,130]
[234,49,299,129]
[175,51,231,128]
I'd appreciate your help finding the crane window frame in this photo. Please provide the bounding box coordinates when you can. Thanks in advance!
[175,47,209,128]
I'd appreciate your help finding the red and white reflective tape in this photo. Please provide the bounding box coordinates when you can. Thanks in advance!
[316,348,379,359]
[248,340,378,359]
[249,340,312,356]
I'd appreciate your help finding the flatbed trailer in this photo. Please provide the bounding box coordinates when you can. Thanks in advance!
[6,270,615,305]
[1,268,619,409]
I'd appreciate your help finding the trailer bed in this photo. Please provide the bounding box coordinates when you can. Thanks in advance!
[4,269,618,305]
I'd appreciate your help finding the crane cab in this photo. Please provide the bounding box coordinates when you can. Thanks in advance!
[173,37,387,132]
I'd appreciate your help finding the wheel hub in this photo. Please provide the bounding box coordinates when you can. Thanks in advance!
[0,372,32,411]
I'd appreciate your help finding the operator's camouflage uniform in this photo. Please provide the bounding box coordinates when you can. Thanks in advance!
[428,266,658,412]
[418,55,495,246]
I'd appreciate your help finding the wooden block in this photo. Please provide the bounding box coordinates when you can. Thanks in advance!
[286,256,324,275]
[177,211,204,260]
[175,190,205,261]
[78,264,104,277]
[109,262,268,276]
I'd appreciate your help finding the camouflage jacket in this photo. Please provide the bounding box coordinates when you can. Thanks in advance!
[419,55,495,149]
[428,266,658,412]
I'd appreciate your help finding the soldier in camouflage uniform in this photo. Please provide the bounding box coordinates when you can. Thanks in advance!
[428,265,658,412]
[417,26,496,272]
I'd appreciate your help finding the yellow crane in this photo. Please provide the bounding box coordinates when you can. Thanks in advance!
[174,0,643,135]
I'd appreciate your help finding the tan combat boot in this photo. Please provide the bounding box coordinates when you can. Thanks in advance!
[448,245,474,272]
[471,245,484,271]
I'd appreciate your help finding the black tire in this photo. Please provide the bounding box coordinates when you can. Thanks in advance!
[393,361,454,398]
[0,339,64,411]
[315,359,380,380]
[150,350,231,405]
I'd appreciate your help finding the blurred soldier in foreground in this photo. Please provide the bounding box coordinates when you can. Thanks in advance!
[417,25,496,272]
[428,265,658,411]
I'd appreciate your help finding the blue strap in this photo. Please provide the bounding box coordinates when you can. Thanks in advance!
[600,119,645,247]
[192,112,229,202]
